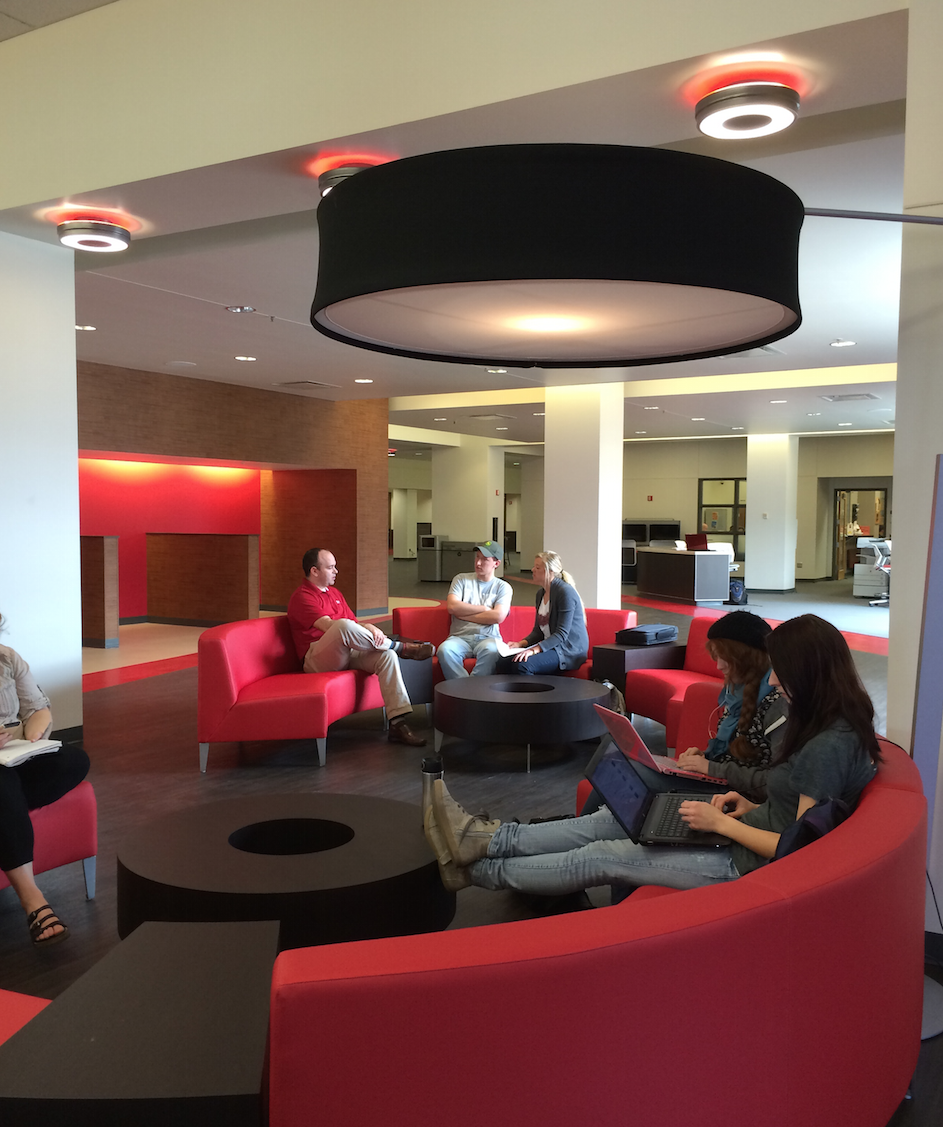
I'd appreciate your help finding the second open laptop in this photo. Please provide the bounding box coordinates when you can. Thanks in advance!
[584,738,730,847]
[593,704,727,787]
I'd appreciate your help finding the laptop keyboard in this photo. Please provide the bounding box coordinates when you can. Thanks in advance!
[652,796,710,838]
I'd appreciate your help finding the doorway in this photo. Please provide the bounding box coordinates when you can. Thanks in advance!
[833,489,887,579]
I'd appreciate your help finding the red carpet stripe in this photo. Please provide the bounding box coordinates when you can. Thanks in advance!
[83,652,198,692]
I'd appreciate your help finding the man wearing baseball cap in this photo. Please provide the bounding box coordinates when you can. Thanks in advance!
[437,541,512,679]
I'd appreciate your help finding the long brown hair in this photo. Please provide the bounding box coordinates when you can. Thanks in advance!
[766,614,880,763]
[706,637,772,760]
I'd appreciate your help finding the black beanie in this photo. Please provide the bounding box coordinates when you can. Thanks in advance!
[706,611,771,652]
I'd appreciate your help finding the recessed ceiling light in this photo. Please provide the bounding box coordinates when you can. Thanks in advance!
[770,399,787,404]
[533,412,545,417]
[75,324,96,331]
[838,422,853,427]
[807,412,822,417]
[635,431,647,435]
[486,368,508,374]
[434,417,447,421]
[234,355,257,362]
[513,462,520,466]
[354,378,373,383]
[496,426,509,431]
[226,305,255,314]
[643,406,659,411]
[731,426,745,430]
[691,417,706,422]
[830,338,856,348]
[414,452,423,456]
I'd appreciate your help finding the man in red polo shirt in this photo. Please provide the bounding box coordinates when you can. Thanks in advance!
[287,547,433,747]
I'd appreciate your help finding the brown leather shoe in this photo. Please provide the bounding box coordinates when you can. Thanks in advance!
[388,720,427,747]
[399,640,435,661]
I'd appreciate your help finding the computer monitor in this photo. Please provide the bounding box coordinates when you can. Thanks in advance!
[649,521,681,541]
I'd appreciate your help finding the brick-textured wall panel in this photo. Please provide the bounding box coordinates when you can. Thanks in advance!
[78,362,389,615]
[80,535,119,646]
[261,470,358,609]
[146,534,260,623]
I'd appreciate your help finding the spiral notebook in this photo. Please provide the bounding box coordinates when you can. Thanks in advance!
[0,738,62,768]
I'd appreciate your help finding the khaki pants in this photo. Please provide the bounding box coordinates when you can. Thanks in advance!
[303,619,411,720]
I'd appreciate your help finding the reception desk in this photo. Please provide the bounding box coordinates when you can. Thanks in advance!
[636,547,729,606]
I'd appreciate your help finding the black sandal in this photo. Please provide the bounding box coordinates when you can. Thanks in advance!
[27,904,70,947]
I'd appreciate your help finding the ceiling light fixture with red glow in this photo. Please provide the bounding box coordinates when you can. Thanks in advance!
[684,58,808,140]
[43,205,143,253]
[304,153,394,198]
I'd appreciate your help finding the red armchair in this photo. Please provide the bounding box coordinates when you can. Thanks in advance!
[0,780,97,899]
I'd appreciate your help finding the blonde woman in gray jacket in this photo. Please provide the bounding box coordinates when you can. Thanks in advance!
[496,551,588,676]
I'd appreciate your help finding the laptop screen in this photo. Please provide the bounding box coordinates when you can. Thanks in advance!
[685,533,709,551]
[587,745,652,841]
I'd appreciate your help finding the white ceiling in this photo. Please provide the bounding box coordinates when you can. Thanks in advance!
[0,7,912,452]
[0,1,116,42]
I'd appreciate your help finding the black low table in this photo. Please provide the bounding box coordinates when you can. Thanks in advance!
[434,675,610,770]
[117,793,454,950]
[0,920,278,1127]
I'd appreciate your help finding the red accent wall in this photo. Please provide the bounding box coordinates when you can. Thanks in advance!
[79,459,261,618]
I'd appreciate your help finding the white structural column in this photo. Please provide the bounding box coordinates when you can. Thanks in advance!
[391,488,418,559]
[745,435,798,592]
[543,384,623,609]
[430,438,505,562]
[518,455,545,570]
[888,0,943,935]
[0,232,83,728]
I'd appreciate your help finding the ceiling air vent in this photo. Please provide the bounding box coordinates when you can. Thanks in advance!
[275,380,342,390]
[819,392,880,403]
[469,413,517,421]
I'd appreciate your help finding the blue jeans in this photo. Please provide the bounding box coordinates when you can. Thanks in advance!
[494,650,565,675]
[470,807,739,895]
[437,633,501,679]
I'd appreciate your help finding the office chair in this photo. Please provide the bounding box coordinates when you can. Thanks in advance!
[869,539,891,607]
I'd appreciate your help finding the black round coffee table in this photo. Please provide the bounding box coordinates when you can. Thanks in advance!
[433,675,610,770]
[116,793,454,950]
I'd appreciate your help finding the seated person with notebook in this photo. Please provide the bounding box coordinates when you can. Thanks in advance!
[0,613,89,947]
[672,611,788,801]
[423,615,879,896]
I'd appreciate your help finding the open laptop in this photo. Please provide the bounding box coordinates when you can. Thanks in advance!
[685,533,709,551]
[593,704,727,787]
[584,737,730,847]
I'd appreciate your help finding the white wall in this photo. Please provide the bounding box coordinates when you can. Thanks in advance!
[430,438,504,545]
[0,231,82,728]
[797,434,894,577]
[623,438,747,533]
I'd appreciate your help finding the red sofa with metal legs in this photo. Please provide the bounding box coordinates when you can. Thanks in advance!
[197,615,386,771]
[268,739,925,1127]
[392,604,636,685]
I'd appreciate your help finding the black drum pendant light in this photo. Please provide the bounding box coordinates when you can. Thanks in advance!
[311,144,804,368]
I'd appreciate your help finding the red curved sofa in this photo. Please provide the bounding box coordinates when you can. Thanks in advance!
[269,739,925,1127]
[392,603,636,684]
[197,616,386,771]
